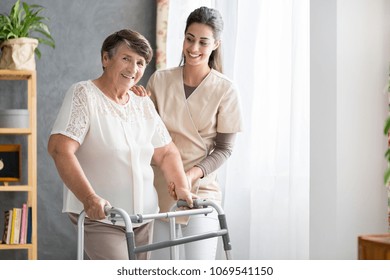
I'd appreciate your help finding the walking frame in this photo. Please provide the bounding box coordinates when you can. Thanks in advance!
[77,199,233,260]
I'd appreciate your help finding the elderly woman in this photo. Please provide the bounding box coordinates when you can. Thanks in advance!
[48,29,193,260]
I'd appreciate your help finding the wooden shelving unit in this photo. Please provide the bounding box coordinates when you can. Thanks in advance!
[0,70,37,259]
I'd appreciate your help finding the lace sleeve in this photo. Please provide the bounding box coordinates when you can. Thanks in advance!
[65,84,90,142]
[51,82,90,144]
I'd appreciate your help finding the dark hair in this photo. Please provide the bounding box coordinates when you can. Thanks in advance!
[180,6,224,73]
[101,29,153,69]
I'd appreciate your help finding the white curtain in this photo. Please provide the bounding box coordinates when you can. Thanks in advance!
[164,0,310,259]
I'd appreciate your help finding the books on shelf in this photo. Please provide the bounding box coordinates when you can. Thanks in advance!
[10,208,21,244]
[26,206,32,244]
[19,203,28,244]
[1,203,31,245]
[1,210,12,244]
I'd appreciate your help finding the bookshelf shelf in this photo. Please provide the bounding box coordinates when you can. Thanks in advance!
[0,128,32,135]
[0,70,37,260]
[0,70,34,80]
[0,185,32,192]
[0,243,33,250]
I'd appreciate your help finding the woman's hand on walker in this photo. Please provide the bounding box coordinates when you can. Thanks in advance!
[83,193,111,220]
[168,182,197,208]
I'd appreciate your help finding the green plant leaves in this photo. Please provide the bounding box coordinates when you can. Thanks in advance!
[0,0,55,58]
[384,116,390,135]
[384,168,390,185]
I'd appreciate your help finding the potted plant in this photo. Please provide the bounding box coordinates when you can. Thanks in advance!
[0,0,55,70]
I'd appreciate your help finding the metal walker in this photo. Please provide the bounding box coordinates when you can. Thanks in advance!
[77,199,233,260]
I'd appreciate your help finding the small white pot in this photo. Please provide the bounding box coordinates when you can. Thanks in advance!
[0,109,29,128]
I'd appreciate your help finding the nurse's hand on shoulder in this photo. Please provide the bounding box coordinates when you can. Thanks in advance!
[131,85,150,97]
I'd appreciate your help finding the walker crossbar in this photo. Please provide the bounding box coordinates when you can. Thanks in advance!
[132,229,229,255]
[108,207,214,224]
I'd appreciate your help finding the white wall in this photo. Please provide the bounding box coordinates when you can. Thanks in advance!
[311,0,390,259]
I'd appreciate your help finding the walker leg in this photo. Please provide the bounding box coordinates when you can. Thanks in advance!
[169,217,180,260]
[126,231,137,260]
[218,214,233,260]
[77,211,87,260]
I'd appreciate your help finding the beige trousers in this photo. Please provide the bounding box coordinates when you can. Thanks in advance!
[69,213,154,260]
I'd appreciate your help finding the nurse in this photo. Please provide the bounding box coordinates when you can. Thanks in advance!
[146,6,243,260]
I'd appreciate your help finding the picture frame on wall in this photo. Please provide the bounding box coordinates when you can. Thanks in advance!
[0,144,21,183]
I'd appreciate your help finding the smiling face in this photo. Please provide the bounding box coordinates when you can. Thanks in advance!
[102,43,146,90]
[183,22,220,68]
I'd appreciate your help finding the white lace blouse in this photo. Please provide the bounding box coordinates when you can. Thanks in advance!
[51,80,171,224]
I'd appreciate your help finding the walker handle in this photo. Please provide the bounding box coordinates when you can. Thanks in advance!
[104,205,113,216]
[177,199,205,209]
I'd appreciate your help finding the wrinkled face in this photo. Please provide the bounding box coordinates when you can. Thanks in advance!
[183,23,220,67]
[102,43,146,89]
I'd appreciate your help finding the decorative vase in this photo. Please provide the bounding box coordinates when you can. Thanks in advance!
[0,38,38,70]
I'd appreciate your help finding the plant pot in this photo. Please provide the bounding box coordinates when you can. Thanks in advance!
[0,38,38,70]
